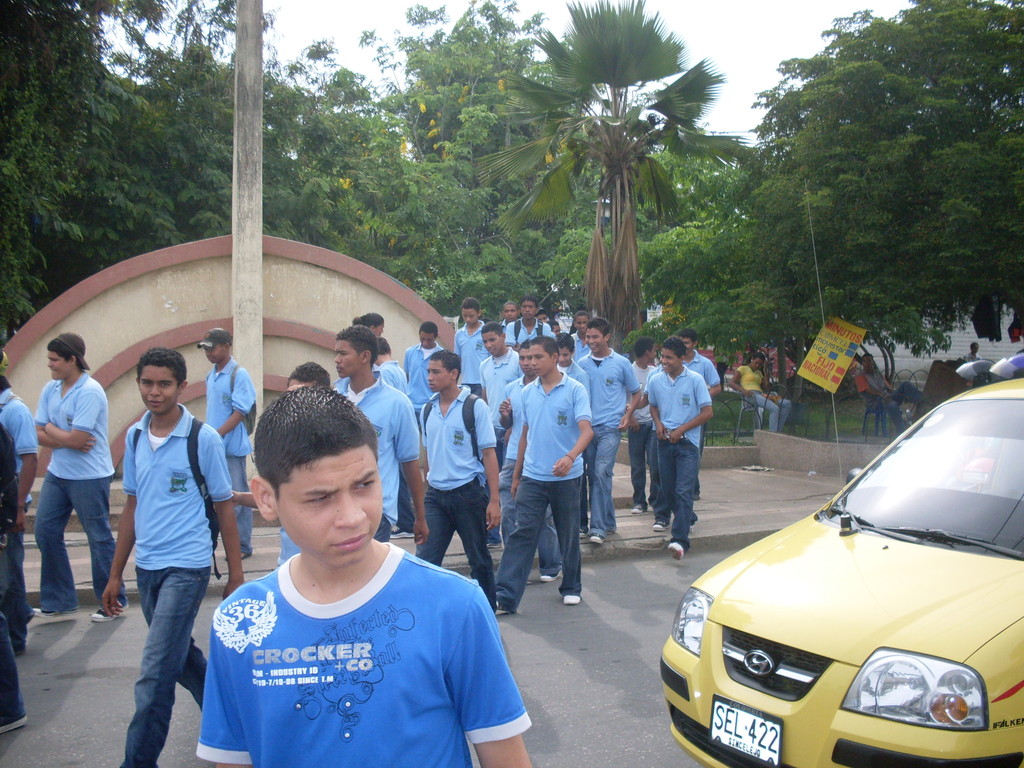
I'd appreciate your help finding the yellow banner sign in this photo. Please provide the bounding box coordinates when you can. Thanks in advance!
[798,317,866,392]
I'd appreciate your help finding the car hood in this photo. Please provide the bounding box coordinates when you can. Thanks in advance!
[699,516,1024,666]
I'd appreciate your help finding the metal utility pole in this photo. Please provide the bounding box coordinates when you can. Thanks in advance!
[232,0,264,412]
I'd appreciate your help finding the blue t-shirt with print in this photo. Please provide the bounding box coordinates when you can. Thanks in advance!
[646,368,713,446]
[1,390,38,497]
[454,325,489,386]
[480,349,521,427]
[198,546,530,768]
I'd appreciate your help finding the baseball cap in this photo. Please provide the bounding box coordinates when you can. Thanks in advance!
[198,328,233,349]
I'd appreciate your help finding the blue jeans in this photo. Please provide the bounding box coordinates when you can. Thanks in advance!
[627,422,660,510]
[122,565,210,768]
[499,460,561,576]
[585,424,621,537]
[416,483,495,608]
[1,529,33,653]
[495,476,582,612]
[226,455,252,556]
[394,469,415,534]
[486,433,506,546]
[34,473,124,612]
[748,393,792,433]
[0,547,25,723]
[654,439,700,552]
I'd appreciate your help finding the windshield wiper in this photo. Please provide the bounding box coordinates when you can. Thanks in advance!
[884,527,1024,560]
[823,506,922,542]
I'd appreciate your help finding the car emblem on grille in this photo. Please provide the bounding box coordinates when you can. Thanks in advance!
[743,649,775,677]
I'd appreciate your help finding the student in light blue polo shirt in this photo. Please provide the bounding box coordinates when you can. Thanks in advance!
[497,341,561,580]
[199,328,257,558]
[403,321,442,415]
[577,317,642,544]
[0,351,37,654]
[454,298,489,396]
[334,325,426,547]
[33,332,126,622]
[505,295,556,350]
[571,310,591,361]
[495,336,592,615]
[647,336,713,561]
[103,347,244,768]
[374,337,408,394]
[416,350,500,608]
[678,329,722,502]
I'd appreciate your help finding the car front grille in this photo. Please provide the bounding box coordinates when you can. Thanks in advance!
[722,627,832,701]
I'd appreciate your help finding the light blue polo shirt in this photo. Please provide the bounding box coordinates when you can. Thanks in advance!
[646,367,713,446]
[573,334,588,361]
[480,349,521,427]
[503,377,530,464]
[123,406,232,570]
[561,360,590,388]
[34,373,114,480]
[505,320,555,347]
[337,379,420,524]
[578,351,641,427]
[520,373,591,482]
[1,390,38,488]
[204,357,255,457]
[682,352,721,390]
[421,387,496,491]
[404,344,443,411]
[455,324,489,386]
[376,361,407,394]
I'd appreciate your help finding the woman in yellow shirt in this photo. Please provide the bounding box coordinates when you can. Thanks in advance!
[732,352,792,432]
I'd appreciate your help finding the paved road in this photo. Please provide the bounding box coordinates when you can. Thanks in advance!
[0,546,732,767]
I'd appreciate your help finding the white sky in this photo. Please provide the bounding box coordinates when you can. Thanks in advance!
[265,0,912,137]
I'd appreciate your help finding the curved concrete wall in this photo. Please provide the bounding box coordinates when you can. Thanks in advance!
[5,235,453,470]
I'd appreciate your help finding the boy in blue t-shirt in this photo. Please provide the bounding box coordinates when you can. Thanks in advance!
[103,347,244,768]
[198,387,532,768]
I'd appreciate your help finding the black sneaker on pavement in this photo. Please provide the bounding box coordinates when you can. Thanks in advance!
[652,521,667,532]
[31,608,78,623]
[0,715,27,735]
[89,607,124,623]
[390,530,415,539]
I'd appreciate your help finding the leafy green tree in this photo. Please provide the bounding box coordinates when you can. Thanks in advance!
[753,0,1024,356]
[480,0,745,338]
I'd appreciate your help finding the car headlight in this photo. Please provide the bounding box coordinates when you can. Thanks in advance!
[842,649,987,730]
[672,588,713,656]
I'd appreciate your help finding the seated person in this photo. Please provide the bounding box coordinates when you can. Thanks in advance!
[731,351,792,432]
[855,353,922,430]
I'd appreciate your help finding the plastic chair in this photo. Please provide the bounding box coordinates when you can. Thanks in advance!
[734,396,764,440]
[861,396,888,438]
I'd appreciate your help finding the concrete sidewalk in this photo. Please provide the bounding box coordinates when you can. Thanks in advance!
[19,462,842,607]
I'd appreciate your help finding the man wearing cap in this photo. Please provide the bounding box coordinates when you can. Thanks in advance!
[33,333,127,622]
[198,329,257,559]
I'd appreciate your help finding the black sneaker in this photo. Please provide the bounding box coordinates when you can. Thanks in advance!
[32,608,78,623]
[0,715,27,735]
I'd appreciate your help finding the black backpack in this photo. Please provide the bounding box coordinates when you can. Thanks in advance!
[0,423,18,534]
[131,418,223,577]
[422,394,481,460]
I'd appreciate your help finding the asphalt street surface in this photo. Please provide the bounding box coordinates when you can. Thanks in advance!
[0,546,730,767]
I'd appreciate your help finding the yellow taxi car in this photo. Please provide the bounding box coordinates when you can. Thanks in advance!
[661,380,1024,767]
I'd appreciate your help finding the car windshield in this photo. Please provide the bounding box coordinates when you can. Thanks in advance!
[832,398,1024,551]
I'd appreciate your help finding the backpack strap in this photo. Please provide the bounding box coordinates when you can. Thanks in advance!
[423,396,480,461]
[513,319,522,343]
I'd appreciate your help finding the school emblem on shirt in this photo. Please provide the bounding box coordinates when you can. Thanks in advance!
[453,429,465,446]
[169,471,189,494]
[679,395,692,406]
[557,410,568,426]
[372,423,383,438]
[214,592,278,653]
[605,377,615,386]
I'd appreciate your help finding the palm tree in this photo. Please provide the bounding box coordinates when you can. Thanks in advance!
[480,0,746,338]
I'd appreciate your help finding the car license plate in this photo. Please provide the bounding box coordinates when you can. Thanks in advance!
[710,696,782,767]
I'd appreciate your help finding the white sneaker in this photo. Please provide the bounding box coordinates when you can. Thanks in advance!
[630,505,645,515]
[652,522,667,532]
[562,595,581,606]
[31,608,78,623]
[588,534,604,544]
[539,572,560,582]
[668,542,685,560]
